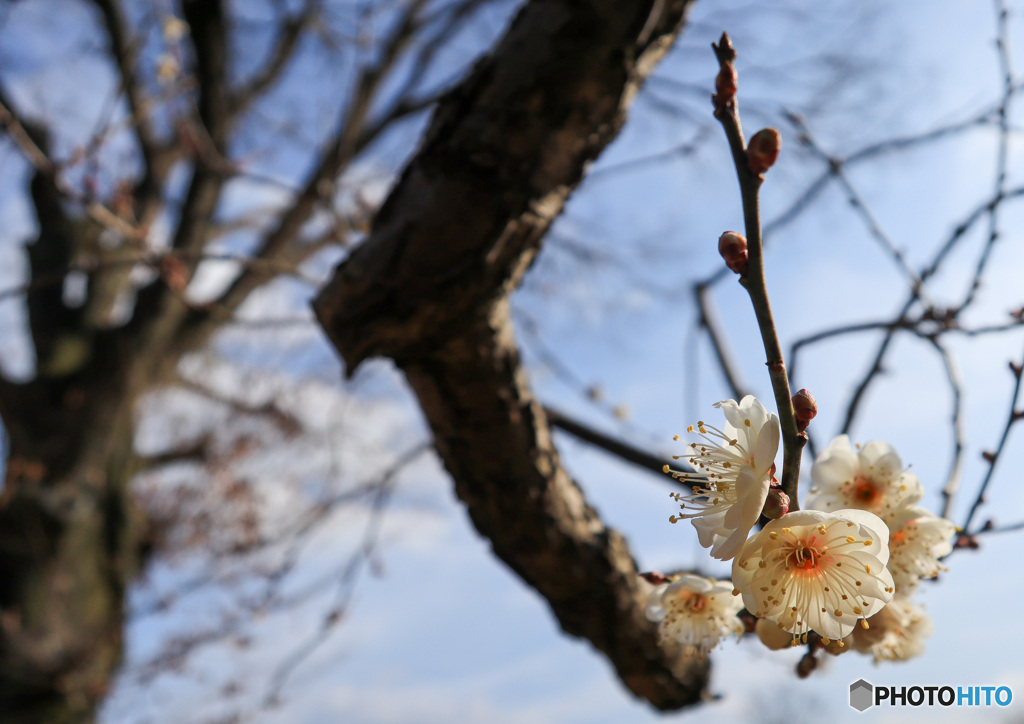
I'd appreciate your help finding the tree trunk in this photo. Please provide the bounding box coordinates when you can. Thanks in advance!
[0,343,140,722]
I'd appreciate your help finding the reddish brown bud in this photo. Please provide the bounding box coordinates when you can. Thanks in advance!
[160,254,190,292]
[714,64,737,105]
[796,652,818,678]
[639,571,672,585]
[747,128,782,175]
[738,609,758,634]
[762,488,790,519]
[718,231,748,275]
[792,388,818,432]
[954,534,980,550]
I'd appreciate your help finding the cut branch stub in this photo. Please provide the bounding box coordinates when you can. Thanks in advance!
[314,0,709,710]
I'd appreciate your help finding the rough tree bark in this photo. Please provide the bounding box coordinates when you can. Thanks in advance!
[314,0,709,709]
[0,188,140,722]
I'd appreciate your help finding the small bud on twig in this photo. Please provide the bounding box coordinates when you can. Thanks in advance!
[762,488,790,519]
[796,652,818,678]
[639,571,673,585]
[160,255,190,292]
[954,534,980,550]
[738,609,757,634]
[747,128,781,175]
[715,64,737,104]
[718,231,748,275]
[792,388,817,432]
[711,33,738,115]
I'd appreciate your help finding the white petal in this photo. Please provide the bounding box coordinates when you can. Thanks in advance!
[672,575,714,594]
[896,471,924,506]
[763,509,833,530]
[858,440,898,469]
[713,398,744,431]
[752,414,781,471]
[692,513,727,549]
[739,395,769,431]
[811,445,859,489]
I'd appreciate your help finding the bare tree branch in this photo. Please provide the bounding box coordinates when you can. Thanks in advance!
[229,0,319,119]
[314,0,709,708]
[544,405,688,480]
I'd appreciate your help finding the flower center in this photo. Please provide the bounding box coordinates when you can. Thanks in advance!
[787,537,825,572]
[670,590,710,614]
[852,475,883,507]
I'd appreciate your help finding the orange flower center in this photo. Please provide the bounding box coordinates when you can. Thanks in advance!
[787,536,826,573]
[672,591,709,614]
[852,475,883,507]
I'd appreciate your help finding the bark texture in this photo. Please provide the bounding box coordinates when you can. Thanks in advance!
[314,0,708,709]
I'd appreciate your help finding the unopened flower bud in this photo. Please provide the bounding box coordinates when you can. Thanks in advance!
[792,388,817,432]
[639,571,672,585]
[761,488,790,519]
[796,652,818,678]
[714,64,737,104]
[756,618,793,651]
[718,231,748,275]
[747,128,781,175]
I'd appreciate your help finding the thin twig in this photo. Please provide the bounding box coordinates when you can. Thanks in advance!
[787,113,932,304]
[544,406,691,480]
[695,282,748,399]
[957,0,1016,314]
[711,33,803,508]
[261,446,423,706]
[960,345,1024,537]
[926,337,966,520]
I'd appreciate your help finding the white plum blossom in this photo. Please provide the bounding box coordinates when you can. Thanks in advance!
[806,435,923,518]
[852,597,933,662]
[732,509,895,642]
[645,574,744,655]
[665,395,780,561]
[886,506,957,594]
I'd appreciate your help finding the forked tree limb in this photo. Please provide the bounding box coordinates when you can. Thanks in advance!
[314,0,708,709]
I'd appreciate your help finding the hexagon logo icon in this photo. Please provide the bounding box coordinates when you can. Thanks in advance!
[850,679,874,712]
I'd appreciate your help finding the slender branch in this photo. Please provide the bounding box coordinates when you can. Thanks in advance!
[0,94,141,239]
[137,435,213,470]
[960,346,1024,537]
[957,0,1016,314]
[695,104,1000,292]
[711,34,803,508]
[91,0,159,178]
[926,337,966,520]
[787,113,932,304]
[262,446,419,706]
[0,249,319,305]
[544,406,691,480]
[229,0,318,119]
[977,519,1024,536]
[695,282,748,399]
[177,0,431,349]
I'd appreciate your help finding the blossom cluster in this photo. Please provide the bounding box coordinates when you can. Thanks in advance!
[650,396,956,663]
